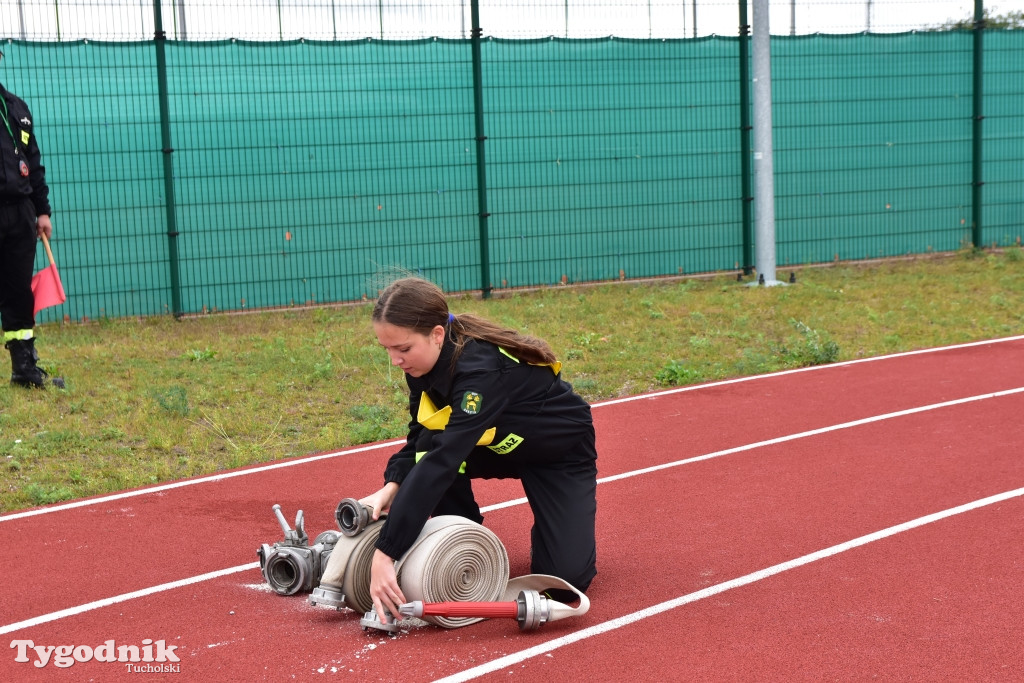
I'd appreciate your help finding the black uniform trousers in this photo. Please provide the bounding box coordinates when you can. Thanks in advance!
[429,427,599,595]
[0,198,37,333]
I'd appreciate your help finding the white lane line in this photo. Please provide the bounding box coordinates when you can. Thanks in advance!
[3,384,1020,635]
[2,334,1022,522]
[0,440,403,522]
[474,385,1024,513]
[433,486,1024,683]
[0,563,260,636]
[592,333,1024,408]
[597,385,1024,483]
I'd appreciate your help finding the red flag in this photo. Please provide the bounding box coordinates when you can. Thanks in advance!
[32,234,67,315]
[32,263,67,314]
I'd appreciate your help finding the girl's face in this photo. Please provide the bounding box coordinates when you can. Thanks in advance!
[373,321,445,378]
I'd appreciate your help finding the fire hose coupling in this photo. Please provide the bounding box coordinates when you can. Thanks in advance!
[359,610,402,635]
[335,497,374,537]
[398,590,552,631]
[309,585,346,609]
[257,504,340,595]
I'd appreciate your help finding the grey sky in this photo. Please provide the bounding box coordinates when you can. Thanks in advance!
[2,0,1021,42]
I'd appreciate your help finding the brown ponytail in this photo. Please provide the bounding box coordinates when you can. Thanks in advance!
[372,277,556,367]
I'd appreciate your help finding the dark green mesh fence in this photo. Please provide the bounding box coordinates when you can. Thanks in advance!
[773,33,975,264]
[985,31,1024,247]
[483,37,743,288]
[1,29,1021,321]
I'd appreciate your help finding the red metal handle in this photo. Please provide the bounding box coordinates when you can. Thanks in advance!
[417,601,519,619]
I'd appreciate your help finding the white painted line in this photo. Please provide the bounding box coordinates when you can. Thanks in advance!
[433,485,1024,683]
[0,440,404,522]
[3,384,1019,635]
[592,333,1024,407]
[0,562,260,636]
[2,334,1021,522]
[469,385,1024,509]
[597,386,1024,485]
[0,498,533,635]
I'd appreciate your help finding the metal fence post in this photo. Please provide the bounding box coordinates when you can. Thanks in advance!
[738,0,753,274]
[470,0,491,298]
[751,0,781,285]
[153,0,182,316]
[971,0,984,248]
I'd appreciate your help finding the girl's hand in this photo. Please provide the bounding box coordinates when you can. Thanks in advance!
[360,482,399,520]
[369,549,406,623]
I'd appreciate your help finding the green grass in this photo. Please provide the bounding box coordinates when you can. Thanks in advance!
[2,249,1022,512]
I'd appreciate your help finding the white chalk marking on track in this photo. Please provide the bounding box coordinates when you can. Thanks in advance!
[1,334,1021,523]
[0,562,260,636]
[433,485,1024,683]
[2,384,1021,635]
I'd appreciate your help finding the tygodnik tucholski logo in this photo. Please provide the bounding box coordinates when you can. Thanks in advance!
[10,638,181,671]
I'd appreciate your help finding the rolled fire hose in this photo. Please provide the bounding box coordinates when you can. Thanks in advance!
[312,515,589,629]
[311,518,386,613]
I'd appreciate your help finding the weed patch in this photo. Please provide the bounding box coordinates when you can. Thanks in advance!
[780,320,841,367]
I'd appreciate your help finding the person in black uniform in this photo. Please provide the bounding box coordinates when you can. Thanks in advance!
[360,277,598,621]
[0,53,63,388]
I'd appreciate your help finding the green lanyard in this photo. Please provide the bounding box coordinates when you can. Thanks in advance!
[0,95,18,153]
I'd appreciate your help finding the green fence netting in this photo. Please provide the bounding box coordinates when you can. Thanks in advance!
[0,30,1020,321]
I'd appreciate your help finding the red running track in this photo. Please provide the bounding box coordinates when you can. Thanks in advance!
[2,336,1023,681]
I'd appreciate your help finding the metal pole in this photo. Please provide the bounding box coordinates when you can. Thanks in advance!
[692,0,698,38]
[175,0,188,40]
[971,0,984,248]
[739,1,753,274]
[751,0,781,285]
[790,0,796,36]
[17,0,27,39]
[153,0,183,316]
[469,0,491,298]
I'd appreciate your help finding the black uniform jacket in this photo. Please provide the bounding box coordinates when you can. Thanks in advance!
[0,84,51,215]
[375,333,593,560]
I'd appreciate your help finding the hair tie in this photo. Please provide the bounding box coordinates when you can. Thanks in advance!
[447,312,455,324]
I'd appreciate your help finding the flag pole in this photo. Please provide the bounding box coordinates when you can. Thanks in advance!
[41,233,56,267]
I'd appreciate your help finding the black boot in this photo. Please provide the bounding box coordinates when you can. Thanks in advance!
[5,338,65,389]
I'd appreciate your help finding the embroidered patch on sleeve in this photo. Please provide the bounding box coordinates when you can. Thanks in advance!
[20,130,30,145]
[460,391,482,415]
